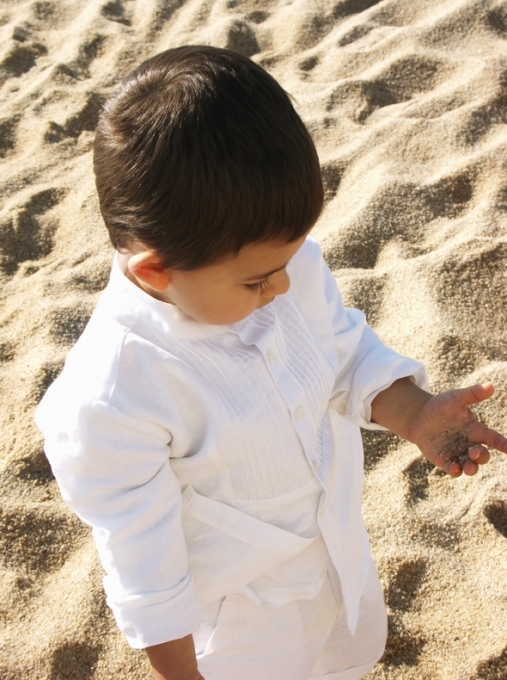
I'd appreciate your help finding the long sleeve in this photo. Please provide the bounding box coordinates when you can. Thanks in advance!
[36,352,200,649]
[292,239,428,428]
[36,238,429,646]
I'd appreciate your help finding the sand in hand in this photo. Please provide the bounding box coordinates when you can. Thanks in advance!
[1,0,507,678]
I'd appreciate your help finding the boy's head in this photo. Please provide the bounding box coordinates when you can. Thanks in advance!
[93,45,324,272]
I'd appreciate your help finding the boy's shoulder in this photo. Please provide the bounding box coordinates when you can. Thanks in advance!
[283,236,338,332]
[287,236,327,295]
[290,235,323,268]
[37,263,160,414]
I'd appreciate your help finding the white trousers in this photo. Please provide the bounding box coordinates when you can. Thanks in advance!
[195,559,387,680]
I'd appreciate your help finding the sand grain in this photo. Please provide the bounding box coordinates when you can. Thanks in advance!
[1,0,507,677]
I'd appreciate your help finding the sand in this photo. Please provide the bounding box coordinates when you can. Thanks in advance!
[1,0,507,678]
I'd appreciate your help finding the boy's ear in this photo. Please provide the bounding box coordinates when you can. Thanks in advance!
[127,251,172,292]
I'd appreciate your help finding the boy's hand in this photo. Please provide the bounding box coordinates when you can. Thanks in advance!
[406,383,507,477]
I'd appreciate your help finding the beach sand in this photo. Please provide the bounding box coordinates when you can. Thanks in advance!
[1,0,507,678]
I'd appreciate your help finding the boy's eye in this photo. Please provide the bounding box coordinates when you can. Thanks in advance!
[244,277,271,292]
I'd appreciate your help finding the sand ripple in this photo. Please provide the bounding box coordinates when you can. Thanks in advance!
[1,0,507,677]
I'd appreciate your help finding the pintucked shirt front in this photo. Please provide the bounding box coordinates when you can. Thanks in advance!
[36,238,427,649]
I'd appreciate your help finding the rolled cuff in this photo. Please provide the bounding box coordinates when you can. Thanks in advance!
[104,571,201,649]
[333,348,429,430]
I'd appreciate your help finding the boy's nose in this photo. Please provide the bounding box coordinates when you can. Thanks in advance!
[262,269,290,297]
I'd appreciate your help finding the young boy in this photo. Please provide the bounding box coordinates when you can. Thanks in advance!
[35,46,507,680]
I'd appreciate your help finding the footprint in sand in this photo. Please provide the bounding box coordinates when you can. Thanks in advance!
[473,645,507,679]
[0,188,65,276]
[381,615,426,668]
[101,0,132,26]
[386,557,427,612]
[333,0,384,20]
[326,55,445,123]
[0,115,20,158]
[50,642,102,680]
[403,457,436,503]
[0,25,47,86]
[206,17,260,57]
[44,92,105,143]
[0,507,85,574]
[48,304,93,346]
[484,500,507,540]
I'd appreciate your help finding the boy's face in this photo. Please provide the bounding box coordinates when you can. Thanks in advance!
[151,235,308,325]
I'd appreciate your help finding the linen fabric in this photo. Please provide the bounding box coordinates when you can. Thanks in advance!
[35,237,427,649]
[194,558,387,680]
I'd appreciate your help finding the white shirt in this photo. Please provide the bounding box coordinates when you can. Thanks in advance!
[35,238,427,649]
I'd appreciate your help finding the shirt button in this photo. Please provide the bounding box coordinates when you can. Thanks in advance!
[295,407,305,420]
[266,350,275,364]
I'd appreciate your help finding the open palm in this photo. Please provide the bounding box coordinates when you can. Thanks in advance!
[407,384,507,477]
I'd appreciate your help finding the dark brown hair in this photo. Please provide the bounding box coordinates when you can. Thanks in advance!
[93,45,324,270]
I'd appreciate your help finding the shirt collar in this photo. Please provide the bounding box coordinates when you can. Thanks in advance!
[109,253,277,341]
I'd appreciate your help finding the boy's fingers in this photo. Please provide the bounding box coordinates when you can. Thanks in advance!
[467,421,507,454]
[468,445,490,464]
[487,429,507,454]
[446,461,463,477]
[458,383,495,407]
[441,445,487,477]
[462,459,479,476]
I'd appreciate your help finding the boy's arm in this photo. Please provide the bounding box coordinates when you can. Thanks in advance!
[146,635,204,680]
[371,378,507,476]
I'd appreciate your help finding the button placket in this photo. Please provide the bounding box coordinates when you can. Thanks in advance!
[250,332,314,456]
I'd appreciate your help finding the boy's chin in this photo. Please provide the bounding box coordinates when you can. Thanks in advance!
[256,297,274,310]
[182,300,274,326]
